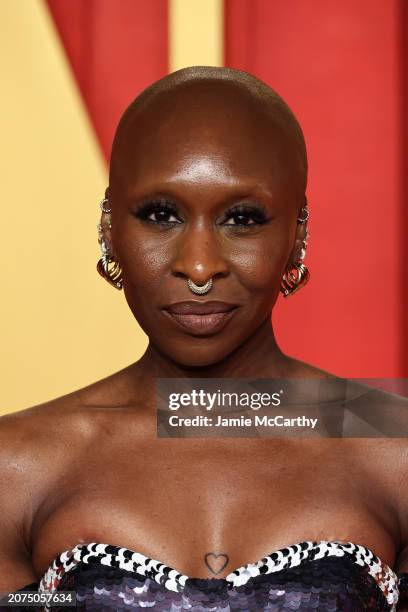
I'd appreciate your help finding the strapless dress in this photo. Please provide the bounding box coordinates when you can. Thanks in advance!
[8,539,408,611]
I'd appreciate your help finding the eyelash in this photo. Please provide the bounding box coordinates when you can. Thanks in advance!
[133,199,270,228]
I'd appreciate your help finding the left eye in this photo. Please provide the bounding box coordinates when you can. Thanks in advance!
[224,213,256,225]
[222,206,268,226]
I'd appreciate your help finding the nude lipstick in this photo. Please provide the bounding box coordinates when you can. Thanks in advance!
[162,300,238,334]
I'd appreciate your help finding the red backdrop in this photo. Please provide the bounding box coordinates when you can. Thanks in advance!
[225,0,407,377]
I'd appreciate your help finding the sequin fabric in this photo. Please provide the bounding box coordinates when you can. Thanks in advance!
[10,540,408,611]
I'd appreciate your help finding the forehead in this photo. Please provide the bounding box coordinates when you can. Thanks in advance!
[110,80,303,199]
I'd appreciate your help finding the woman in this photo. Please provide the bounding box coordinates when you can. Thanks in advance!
[1,66,408,611]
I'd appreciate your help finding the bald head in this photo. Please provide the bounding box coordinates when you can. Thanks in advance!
[109,66,307,200]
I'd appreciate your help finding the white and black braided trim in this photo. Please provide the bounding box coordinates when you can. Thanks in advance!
[225,540,399,608]
[39,542,189,594]
[38,539,399,608]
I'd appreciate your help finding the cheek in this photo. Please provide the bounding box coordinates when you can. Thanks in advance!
[114,228,168,291]
[228,232,291,293]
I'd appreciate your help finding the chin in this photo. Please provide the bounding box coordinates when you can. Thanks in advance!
[159,340,240,369]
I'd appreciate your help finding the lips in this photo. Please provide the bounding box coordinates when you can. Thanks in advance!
[164,300,237,315]
[162,300,238,334]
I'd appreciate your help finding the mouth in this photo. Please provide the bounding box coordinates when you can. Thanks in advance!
[162,301,239,335]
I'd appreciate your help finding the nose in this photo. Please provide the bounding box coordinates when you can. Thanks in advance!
[170,221,229,285]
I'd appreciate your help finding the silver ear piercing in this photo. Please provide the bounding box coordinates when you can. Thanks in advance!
[99,197,112,229]
[297,205,309,224]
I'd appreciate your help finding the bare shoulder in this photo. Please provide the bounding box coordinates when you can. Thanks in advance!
[283,355,338,379]
[0,388,98,516]
[0,390,94,458]
[284,360,408,522]
[0,392,83,588]
[0,363,143,488]
[0,360,141,444]
[0,374,129,589]
[336,383,408,565]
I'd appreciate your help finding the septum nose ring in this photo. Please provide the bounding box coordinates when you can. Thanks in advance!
[187,277,213,295]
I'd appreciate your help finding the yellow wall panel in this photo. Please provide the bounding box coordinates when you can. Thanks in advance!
[0,0,147,414]
[169,0,224,71]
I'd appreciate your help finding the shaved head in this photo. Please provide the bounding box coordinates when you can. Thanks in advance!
[109,66,307,198]
[103,67,311,368]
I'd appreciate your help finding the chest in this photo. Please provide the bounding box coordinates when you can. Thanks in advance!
[30,437,399,580]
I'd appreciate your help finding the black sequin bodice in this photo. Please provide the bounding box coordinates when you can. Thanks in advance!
[12,540,407,611]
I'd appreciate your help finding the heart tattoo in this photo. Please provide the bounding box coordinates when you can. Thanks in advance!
[204,552,229,574]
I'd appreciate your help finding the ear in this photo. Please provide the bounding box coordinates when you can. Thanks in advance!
[97,214,114,254]
[97,188,117,258]
[293,223,309,261]
[287,197,309,265]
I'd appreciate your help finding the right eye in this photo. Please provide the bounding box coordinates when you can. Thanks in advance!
[133,200,182,226]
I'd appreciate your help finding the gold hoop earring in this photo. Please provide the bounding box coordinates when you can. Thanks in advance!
[280,262,310,297]
[96,251,123,290]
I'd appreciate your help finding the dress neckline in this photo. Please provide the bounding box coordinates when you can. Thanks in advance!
[39,538,399,607]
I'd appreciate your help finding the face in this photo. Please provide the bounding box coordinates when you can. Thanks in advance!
[104,82,306,367]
